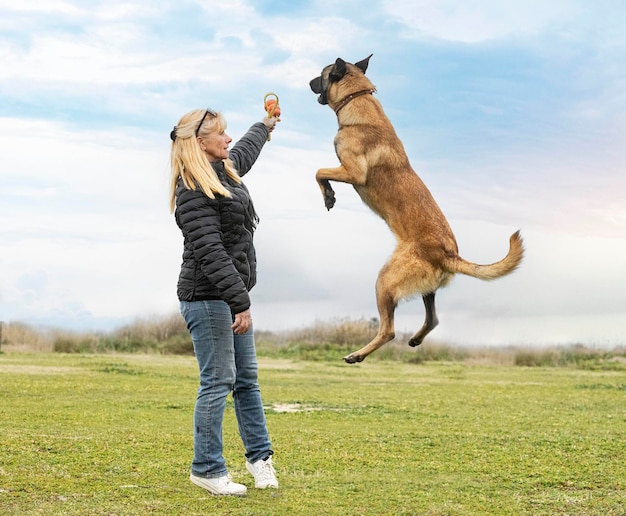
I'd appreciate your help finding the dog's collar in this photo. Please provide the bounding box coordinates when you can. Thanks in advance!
[334,88,376,114]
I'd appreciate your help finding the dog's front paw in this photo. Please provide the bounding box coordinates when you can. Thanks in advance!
[343,353,364,364]
[324,190,336,210]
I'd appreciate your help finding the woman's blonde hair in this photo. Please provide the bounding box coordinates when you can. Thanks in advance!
[169,109,242,212]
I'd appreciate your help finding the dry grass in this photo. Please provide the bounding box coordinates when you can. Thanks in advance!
[1,316,624,369]
[1,321,56,353]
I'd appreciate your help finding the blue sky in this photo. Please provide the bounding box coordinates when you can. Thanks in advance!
[1,0,624,347]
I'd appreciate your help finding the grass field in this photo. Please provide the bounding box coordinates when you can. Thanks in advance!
[1,352,625,515]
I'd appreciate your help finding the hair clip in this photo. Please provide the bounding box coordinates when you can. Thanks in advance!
[170,126,177,141]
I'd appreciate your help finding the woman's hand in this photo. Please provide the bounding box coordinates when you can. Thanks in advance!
[232,309,252,334]
[263,116,280,133]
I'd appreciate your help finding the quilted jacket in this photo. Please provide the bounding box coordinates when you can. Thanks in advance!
[174,122,269,314]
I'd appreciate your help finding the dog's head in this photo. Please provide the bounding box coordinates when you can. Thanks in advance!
[309,54,373,106]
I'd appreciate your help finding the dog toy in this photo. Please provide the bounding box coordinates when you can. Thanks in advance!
[264,92,281,117]
[263,92,280,141]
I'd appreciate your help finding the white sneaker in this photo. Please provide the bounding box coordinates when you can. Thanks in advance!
[190,473,247,496]
[246,456,279,489]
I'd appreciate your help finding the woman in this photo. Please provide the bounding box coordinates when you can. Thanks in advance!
[169,107,280,496]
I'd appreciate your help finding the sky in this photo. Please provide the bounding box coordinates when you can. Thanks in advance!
[1,0,625,348]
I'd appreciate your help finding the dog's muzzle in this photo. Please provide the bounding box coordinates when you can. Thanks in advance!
[309,76,329,105]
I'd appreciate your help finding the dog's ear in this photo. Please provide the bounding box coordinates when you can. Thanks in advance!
[355,54,373,74]
[330,58,347,82]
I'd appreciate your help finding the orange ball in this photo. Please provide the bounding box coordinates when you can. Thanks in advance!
[265,99,281,117]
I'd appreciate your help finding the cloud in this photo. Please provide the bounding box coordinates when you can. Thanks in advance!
[382,0,585,43]
[0,0,624,347]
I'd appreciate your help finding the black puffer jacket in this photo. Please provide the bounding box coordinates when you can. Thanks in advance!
[175,122,269,314]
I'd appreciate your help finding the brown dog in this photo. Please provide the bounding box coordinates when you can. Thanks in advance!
[309,55,524,363]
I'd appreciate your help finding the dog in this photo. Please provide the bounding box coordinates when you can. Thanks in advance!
[309,54,524,364]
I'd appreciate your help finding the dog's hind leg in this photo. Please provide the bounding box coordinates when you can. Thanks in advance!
[343,262,399,364]
[408,292,439,347]
[343,290,396,364]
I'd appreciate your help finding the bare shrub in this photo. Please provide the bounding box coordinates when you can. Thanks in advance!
[112,313,187,342]
[1,322,54,352]
[100,313,192,354]
[2,315,625,368]
[284,317,381,345]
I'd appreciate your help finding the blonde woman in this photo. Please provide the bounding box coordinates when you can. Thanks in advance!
[169,107,279,496]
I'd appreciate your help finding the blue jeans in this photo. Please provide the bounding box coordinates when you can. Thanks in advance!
[180,300,273,478]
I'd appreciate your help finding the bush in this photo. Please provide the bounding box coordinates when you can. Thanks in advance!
[514,349,559,367]
[53,336,99,353]
[4,315,625,369]
[159,334,194,355]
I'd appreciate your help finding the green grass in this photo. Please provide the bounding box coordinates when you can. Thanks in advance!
[1,353,625,515]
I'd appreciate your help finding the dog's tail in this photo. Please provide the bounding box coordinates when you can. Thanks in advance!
[447,230,524,280]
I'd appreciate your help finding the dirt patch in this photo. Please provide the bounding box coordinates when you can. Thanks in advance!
[270,403,322,413]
